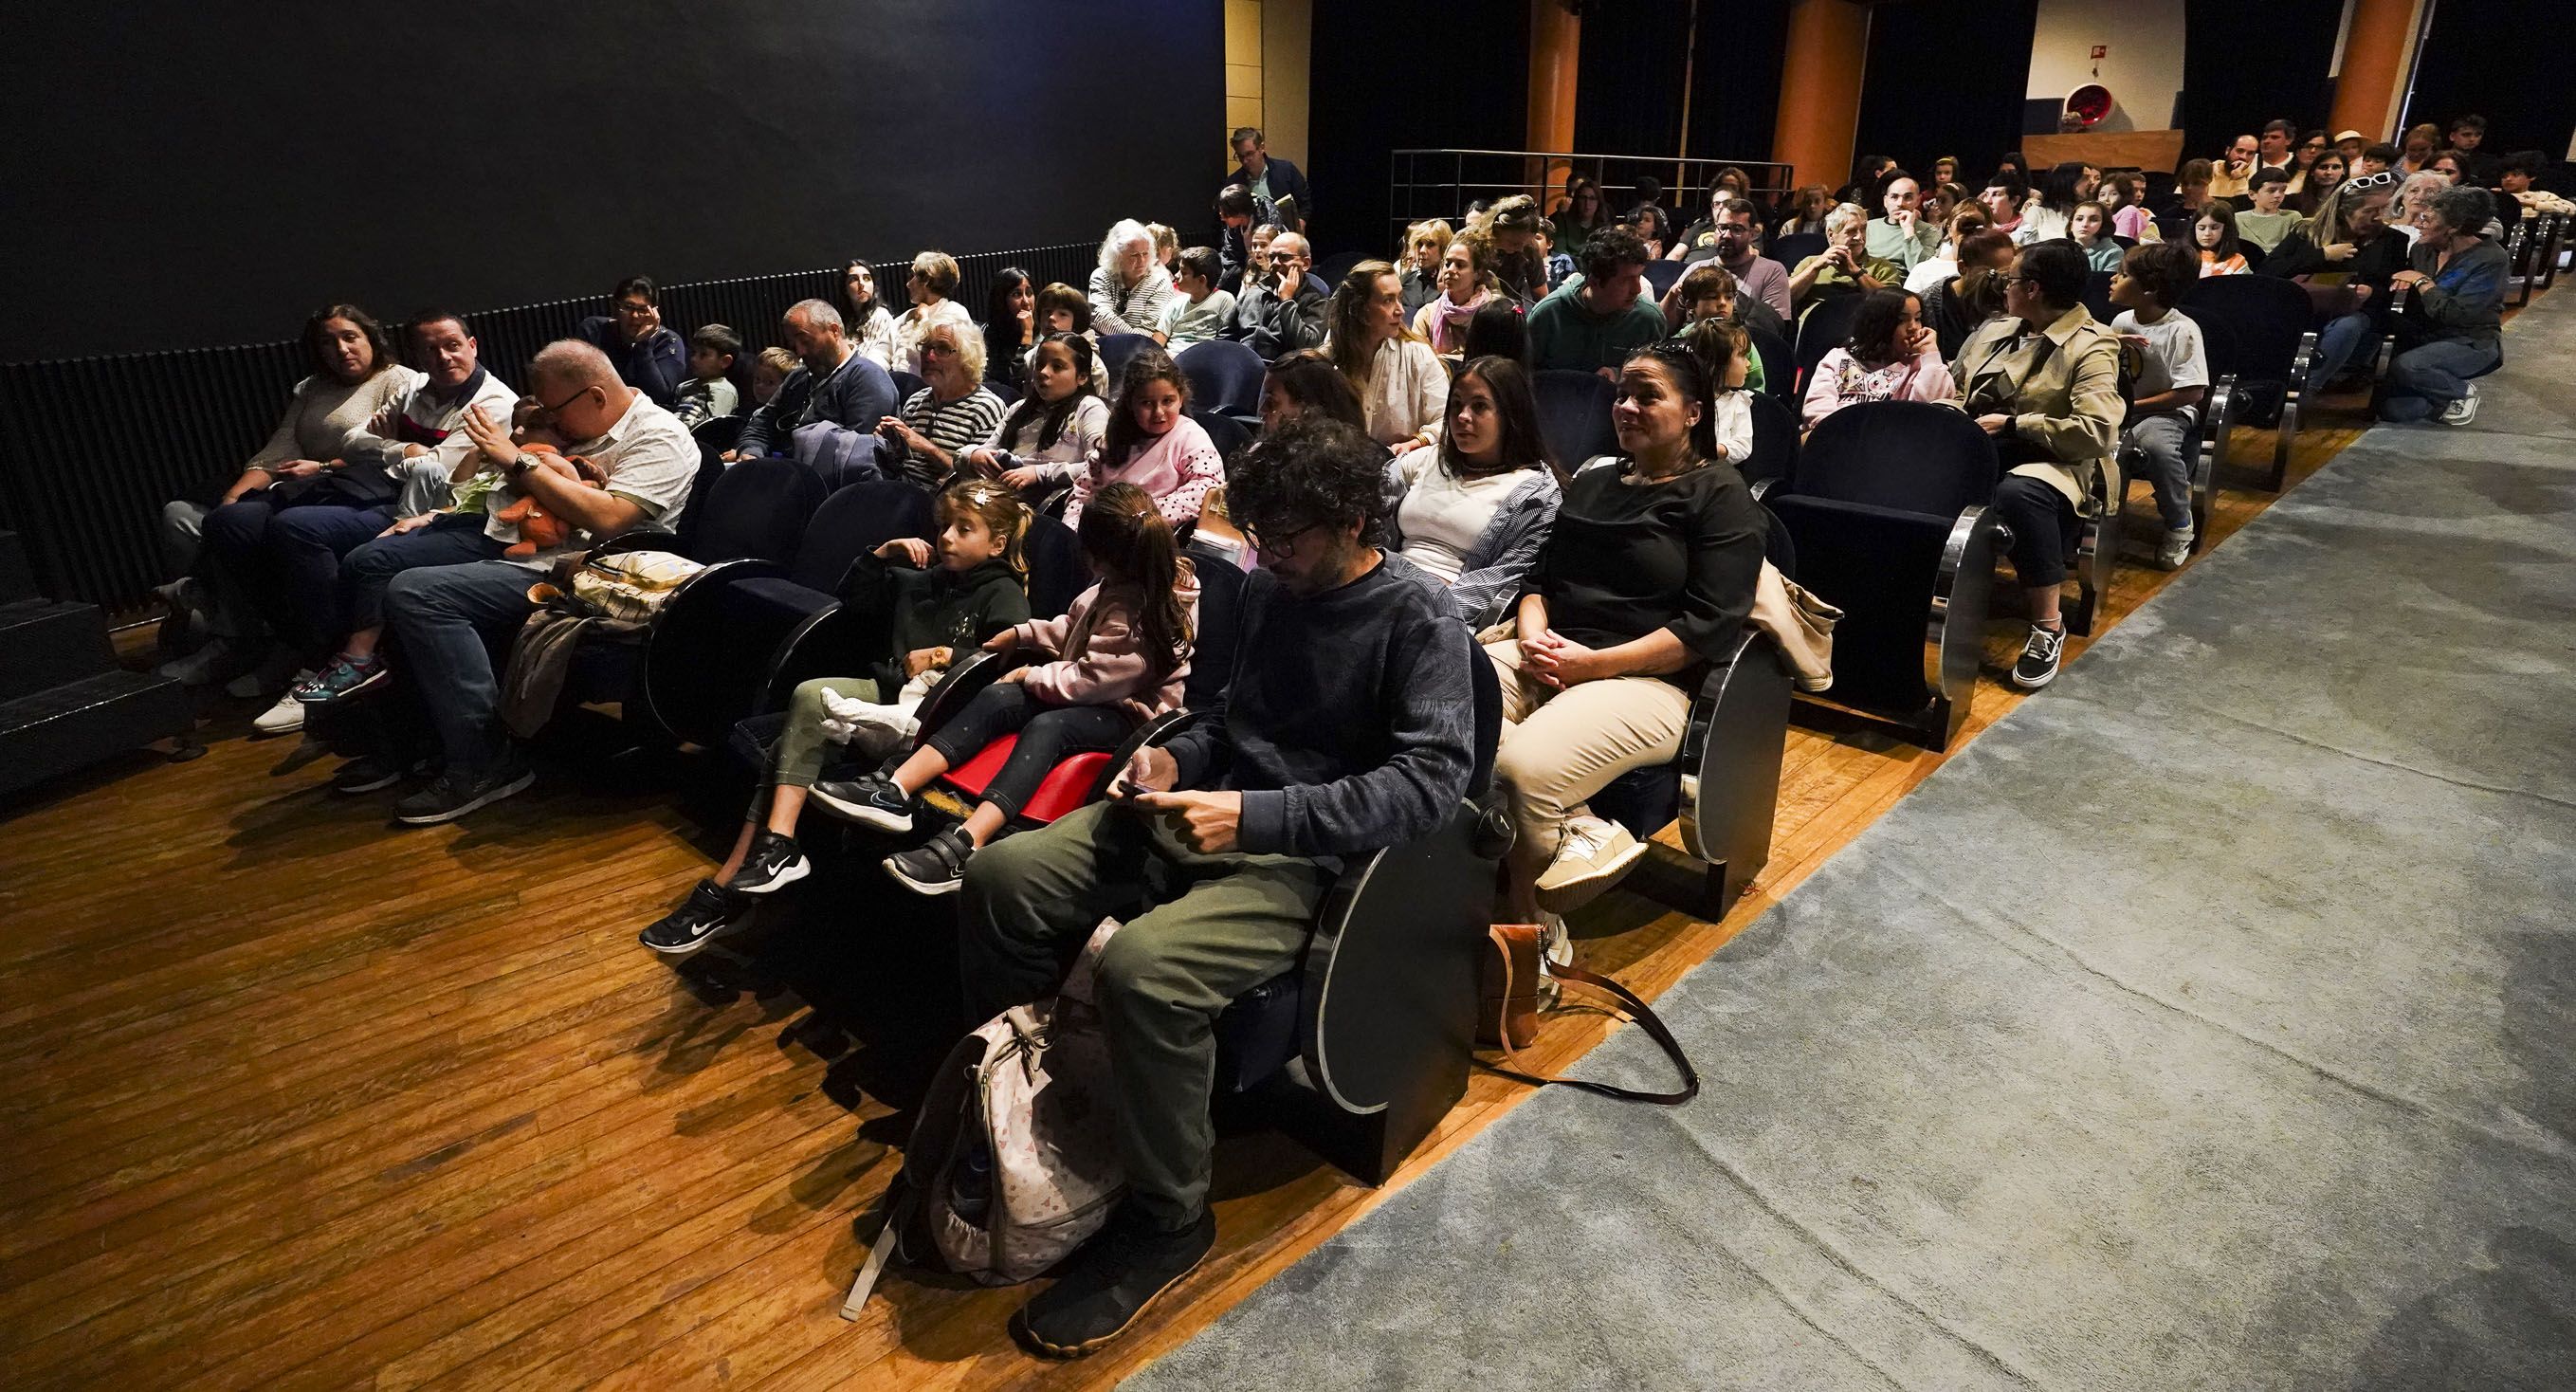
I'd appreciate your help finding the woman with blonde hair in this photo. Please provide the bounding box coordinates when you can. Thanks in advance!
[1400,218,1453,318]
[879,320,1007,488]
[892,250,974,376]
[1087,219,1177,338]
[1325,260,1449,454]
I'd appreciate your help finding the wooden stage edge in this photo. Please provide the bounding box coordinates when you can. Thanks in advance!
[0,297,2545,1390]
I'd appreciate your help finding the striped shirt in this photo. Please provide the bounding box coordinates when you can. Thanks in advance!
[895,386,1007,488]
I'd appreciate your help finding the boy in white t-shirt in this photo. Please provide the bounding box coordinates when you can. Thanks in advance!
[2108,242,2211,568]
[1155,247,1236,351]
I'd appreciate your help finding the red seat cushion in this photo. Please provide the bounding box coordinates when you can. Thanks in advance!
[939,737,1116,826]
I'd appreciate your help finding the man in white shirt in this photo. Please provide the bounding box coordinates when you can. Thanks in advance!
[380,339,699,822]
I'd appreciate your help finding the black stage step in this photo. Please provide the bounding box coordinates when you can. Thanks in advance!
[0,669,198,798]
[0,598,119,703]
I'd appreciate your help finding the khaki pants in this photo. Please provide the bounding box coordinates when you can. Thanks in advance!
[1485,639,1692,877]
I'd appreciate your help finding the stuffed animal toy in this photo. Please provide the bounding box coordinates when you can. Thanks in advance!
[490,443,607,559]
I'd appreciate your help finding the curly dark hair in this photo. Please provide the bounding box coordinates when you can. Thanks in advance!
[1225,416,1390,547]
[2119,241,2197,309]
[1581,226,1653,283]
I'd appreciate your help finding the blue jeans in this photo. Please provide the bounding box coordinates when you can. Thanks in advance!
[340,514,506,635]
[2378,338,2502,422]
[384,557,539,773]
[2123,412,2196,531]
[267,504,395,654]
[2307,312,2380,391]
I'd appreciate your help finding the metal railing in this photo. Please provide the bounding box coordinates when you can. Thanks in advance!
[1387,148,1795,242]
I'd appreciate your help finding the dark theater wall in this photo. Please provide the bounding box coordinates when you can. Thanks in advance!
[0,1,1221,360]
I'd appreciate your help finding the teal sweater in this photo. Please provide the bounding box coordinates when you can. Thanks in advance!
[1526,281,1669,375]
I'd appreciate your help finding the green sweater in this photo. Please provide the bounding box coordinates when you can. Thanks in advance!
[1527,281,1669,375]
[837,553,1031,694]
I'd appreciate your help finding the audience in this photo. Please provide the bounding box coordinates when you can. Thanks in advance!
[1326,261,1449,454]
[1069,345,1224,529]
[575,276,688,408]
[2256,120,2300,178]
[955,416,1472,1358]
[1867,174,1943,269]
[1660,266,1769,393]
[674,323,742,430]
[2210,135,2260,199]
[2294,151,2349,215]
[880,321,1007,489]
[1481,195,1552,304]
[1156,247,1235,352]
[2191,202,2252,276]
[1800,287,1954,430]
[2358,142,2401,175]
[1380,355,1560,626]
[1786,203,1899,314]
[376,339,698,823]
[1952,240,2123,691]
[844,258,904,372]
[1215,185,1257,294]
[2016,164,2085,246]
[730,299,901,463]
[1978,174,2028,237]
[960,332,1108,498]
[1775,186,1832,239]
[1224,230,1329,360]
[1684,199,1793,326]
[842,483,1202,896]
[2155,160,2215,241]
[2236,172,2303,253]
[1557,178,1610,262]
[1463,300,1530,367]
[2106,243,2211,567]
[1225,125,1311,230]
[1488,340,1764,945]
[750,346,796,406]
[1527,228,1666,377]
[2262,173,2407,392]
[1089,220,1178,339]
[892,251,977,376]
[2498,154,2576,219]
[2380,185,2509,425]
[2444,114,2496,185]
[1917,230,2015,360]
[161,304,421,688]
[2101,174,2153,243]
[981,266,1037,392]
[1257,350,1371,436]
[1903,205,1995,293]
[2069,202,2124,271]
[1412,230,1499,358]
[1400,218,1453,319]
[640,478,1034,951]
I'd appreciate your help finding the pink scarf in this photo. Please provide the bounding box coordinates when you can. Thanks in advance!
[1423,288,1492,355]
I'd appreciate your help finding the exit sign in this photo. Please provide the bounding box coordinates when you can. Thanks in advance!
[2092,45,2108,58]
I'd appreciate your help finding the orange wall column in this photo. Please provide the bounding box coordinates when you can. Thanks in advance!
[2329,0,2426,144]
[1770,0,1869,193]
[1528,0,1580,200]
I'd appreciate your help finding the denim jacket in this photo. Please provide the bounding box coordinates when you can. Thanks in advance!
[1380,461,1562,630]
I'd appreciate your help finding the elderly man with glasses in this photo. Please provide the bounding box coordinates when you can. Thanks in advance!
[1222,230,1328,360]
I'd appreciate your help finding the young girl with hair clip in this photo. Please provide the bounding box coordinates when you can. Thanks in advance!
[638,478,1033,952]
[1670,317,1756,462]
[2100,174,2153,243]
[837,482,1203,894]
[959,332,1108,500]
[1069,346,1224,529]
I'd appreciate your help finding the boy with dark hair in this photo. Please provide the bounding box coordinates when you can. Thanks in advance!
[1156,246,1236,350]
[2359,143,2402,175]
[675,323,741,429]
[2109,242,2211,567]
[2237,170,2303,252]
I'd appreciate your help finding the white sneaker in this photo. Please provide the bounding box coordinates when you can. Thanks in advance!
[2438,387,2480,427]
[251,674,317,736]
[1535,815,1646,914]
[2156,527,2195,570]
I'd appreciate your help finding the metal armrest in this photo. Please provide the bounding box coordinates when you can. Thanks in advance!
[1748,476,1778,502]
[2190,381,2231,547]
[632,558,787,741]
[2271,332,2318,489]
[758,599,890,715]
[907,649,1009,749]
[1927,505,2006,748]
[1088,708,1199,800]
[1675,632,1794,914]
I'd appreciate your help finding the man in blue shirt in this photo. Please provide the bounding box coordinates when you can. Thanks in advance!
[574,275,687,408]
[1223,127,1310,233]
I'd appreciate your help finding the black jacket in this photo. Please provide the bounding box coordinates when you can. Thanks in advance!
[1224,273,1329,361]
[1224,156,1312,228]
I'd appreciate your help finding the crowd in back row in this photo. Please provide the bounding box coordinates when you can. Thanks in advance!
[136,114,2542,1359]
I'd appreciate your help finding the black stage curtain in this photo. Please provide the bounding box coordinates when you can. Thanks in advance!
[1853,0,2040,190]
[2402,0,2575,164]
[1687,0,1792,177]
[1307,0,1530,259]
[2178,0,2341,164]
[1574,0,1693,157]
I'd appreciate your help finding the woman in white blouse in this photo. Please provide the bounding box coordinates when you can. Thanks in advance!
[841,257,902,371]
[1323,260,1448,456]
[890,250,976,377]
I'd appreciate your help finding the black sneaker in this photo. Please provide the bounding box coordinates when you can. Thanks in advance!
[883,825,976,896]
[2011,623,2066,690]
[331,755,405,794]
[639,879,754,955]
[808,774,914,833]
[1012,1206,1215,1359]
[393,757,533,825]
[730,830,812,895]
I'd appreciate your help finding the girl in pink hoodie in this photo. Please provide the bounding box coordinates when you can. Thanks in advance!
[851,482,1202,894]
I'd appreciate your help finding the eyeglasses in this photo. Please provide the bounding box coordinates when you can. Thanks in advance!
[1238,518,1323,552]
[613,301,655,316]
[531,383,597,424]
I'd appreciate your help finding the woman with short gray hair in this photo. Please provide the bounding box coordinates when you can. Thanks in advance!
[1087,219,1176,338]
[2378,185,2509,425]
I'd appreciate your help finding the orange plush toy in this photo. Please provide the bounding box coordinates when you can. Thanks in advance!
[491,444,607,559]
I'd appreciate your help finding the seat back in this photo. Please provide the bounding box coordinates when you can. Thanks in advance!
[1788,400,1998,517]
[1793,293,1864,393]
[1745,322,1794,401]
[1190,408,1252,462]
[691,415,746,452]
[788,480,934,594]
[1767,232,1826,267]
[1531,370,1617,469]
[1177,339,1267,415]
[986,379,1021,407]
[1181,552,1248,709]
[2182,274,2312,381]
[2177,302,2247,380]
[889,369,926,404]
[1099,332,1157,379]
[687,456,826,564]
[1023,513,1088,618]
[1642,260,1684,296]
[2081,269,2118,323]
[1764,493,1955,714]
[1741,391,1800,489]
[1313,250,1365,290]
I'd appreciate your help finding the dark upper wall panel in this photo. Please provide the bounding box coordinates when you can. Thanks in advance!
[0,0,1221,360]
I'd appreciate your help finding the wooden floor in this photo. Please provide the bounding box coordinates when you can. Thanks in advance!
[0,375,2430,1387]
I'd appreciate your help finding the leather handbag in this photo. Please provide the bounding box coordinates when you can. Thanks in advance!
[1478,924,1700,1106]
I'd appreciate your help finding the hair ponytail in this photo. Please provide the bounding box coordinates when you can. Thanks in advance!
[1078,482,1191,681]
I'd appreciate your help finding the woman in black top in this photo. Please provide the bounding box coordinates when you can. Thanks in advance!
[1487,341,1766,946]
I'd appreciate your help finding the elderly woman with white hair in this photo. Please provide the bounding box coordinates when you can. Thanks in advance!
[1786,202,1901,315]
[2378,185,2510,425]
[879,320,1009,488]
[1087,219,1178,339]
[892,250,977,377]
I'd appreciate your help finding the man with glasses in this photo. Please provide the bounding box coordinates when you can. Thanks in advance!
[958,415,1474,1358]
[1222,126,1310,233]
[1222,230,1327,360]
[728,299,897,463]
[372,339,699,822]
[1681,199,1792,328]
[574,275,688,408]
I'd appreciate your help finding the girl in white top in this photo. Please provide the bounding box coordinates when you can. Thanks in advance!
[959,333,1110,498]
[891,250,977,377]
[842,258,902,371]
[1672,318,1755,463]
[1382,356,1562,628]
[1325,259,1449,454]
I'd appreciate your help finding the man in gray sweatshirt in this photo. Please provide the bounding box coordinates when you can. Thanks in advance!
[958,416,1477,1359]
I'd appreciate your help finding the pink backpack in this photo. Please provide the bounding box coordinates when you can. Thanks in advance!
[842,923,1125,1316]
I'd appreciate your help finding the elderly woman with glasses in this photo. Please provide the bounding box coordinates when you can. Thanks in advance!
[879,321,1008,488]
